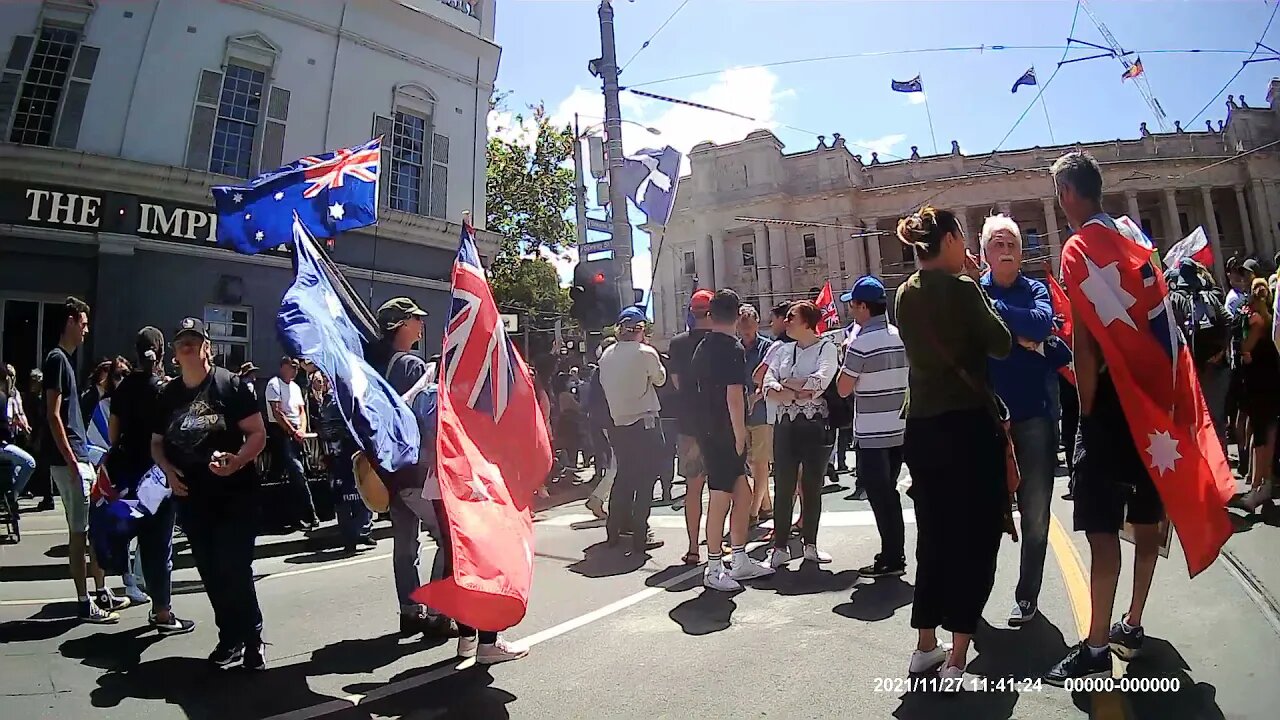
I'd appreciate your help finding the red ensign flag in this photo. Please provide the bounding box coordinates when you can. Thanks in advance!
[815,281,840,333]
[1044,268,1077,386]
[1061,218,1235,577]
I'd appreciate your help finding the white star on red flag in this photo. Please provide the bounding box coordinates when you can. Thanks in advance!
[1080,255,1137,330]
[1146,430,1181,475]
[466,478,495,502]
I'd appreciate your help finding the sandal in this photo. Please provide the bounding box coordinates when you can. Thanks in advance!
[682,551,700,565]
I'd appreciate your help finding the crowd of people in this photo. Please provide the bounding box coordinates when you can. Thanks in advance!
[1,149,1275,690]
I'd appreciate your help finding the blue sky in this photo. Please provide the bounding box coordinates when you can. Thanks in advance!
[490,0,1271,292]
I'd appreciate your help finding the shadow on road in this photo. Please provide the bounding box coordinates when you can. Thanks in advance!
[760,563,860,597]
[60,624,164,672]
[565,541,647,579]
[341,660,515,720]
[668,587,740,636]
[893,686,1019,720]
[0,601,81,642]
[968,615,1071,682]
[644,563,704,593]
[309,631,447,675]
[832,576,914,622]
[1122,636,1224,720]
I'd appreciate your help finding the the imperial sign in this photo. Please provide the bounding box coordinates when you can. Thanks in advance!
[2,182,287,254]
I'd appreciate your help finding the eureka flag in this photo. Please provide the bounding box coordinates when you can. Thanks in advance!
[1060,216,1235,577]
[614,145,682,227]
[411,216,554,631]
[277,213,420,472]
[212,137,381,254]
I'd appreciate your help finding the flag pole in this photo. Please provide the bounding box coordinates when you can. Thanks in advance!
[921,73,938,155]
[1037,70,1056,144]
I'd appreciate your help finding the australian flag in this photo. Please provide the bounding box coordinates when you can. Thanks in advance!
[277,213,419,472]
[891,75,923,93]
[614,146,682,227]
[212,137,381,254]
[1011,67,1037,93]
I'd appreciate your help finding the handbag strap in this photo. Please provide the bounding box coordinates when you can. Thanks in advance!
[915,318,1007,426]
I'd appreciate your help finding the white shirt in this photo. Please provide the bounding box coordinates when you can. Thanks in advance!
[265,376,305,427]
[763,338,840,422]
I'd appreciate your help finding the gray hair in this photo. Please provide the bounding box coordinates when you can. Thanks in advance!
[980,214,1022,261]
[1049,151,1103,204]
[738,303,760,322]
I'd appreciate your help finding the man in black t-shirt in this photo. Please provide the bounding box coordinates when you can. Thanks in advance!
[691,289,776,591]
[666,289,713,564]
[43,296,122,623]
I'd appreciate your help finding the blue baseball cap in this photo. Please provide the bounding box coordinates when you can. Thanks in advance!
[617,306,647,326]
[839,275,886,304]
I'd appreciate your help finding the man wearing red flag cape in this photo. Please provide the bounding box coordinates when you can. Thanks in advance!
[1044,152,1235,685]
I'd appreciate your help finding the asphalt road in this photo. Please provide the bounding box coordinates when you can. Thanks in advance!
[2,457,1278,720]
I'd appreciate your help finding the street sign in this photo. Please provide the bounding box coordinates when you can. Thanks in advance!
[584,216,613,234]
[500,313,519,332]
[581,239,613,256]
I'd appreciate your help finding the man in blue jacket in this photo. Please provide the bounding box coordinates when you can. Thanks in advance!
[979,216,1072,628]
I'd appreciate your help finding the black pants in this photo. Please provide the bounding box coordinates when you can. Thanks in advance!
[905,408,1006,635]
[606,418,665,541]
[429,499,497,643]
[179,499,263,647]
[856,445,905,562]
[837,426,854,470]
[773,416,832,547]
[1058,374,1079,475]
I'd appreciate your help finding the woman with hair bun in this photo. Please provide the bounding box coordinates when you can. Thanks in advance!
[893,206,1012,688]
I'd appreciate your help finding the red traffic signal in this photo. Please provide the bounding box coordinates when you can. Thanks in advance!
[592,272,606,284]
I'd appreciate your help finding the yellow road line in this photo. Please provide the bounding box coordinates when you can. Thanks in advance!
[1047,513,1129,720]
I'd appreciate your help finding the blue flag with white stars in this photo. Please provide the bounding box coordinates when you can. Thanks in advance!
[211,137,381,254]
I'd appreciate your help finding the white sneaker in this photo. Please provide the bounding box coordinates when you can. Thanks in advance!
[729,556,776,581]
[477,636,529,665]
[908,642,951,674]
[768,547,791,569]
[703,566,742,592]
[803,544,832,564]
[939,662,966,692]
[457,634,479,658]
[124,585,151,606]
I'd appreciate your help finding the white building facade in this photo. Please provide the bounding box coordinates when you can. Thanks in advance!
[0,0,500,379]
[651,83,1280,345]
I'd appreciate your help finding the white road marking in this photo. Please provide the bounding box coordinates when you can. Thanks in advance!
[542,509,919,529]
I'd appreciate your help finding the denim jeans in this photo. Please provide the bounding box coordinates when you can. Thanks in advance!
[0,443,36,497]
[605,418,665,541]
[328,446,371,544]
[273,429,317,524]
[1199,361,1230,455]
[136,498,176,611]
[390,487,445,615]
[178,499,261,645]
[855,445,905,562]
[1011,415,1057,606]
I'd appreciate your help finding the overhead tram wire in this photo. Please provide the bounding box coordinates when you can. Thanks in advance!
[989,1,1081,157]
[1187,0,1280,125]
[619,0,693,74]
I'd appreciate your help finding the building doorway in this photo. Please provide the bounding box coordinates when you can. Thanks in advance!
[1,297,74,383]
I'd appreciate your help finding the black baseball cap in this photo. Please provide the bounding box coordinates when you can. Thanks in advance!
[377,297,429,331]
[174,317,209,341]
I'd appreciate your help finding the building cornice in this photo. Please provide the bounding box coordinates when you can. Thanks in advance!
[219,0,499,90]
[0,143,499,256]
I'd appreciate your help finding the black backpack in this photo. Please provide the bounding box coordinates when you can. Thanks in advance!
[1172,287,1229,367]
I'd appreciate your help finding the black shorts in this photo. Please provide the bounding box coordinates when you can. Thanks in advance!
[697,434,746,493]
[1072,375,1164,533]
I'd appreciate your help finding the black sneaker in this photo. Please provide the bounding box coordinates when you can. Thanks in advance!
[208,642,245,667]
[79,599,120,624]
[858,555,906,578]
[357,536,378,548]
[243,641,267,671]
[36,498,54,511]
[1008,600,1038,627]
[1044,642,1112,686]
[150,612,197,636]
[95,590,130,612]
[1108,617,1145,660]
[850,487,868,501]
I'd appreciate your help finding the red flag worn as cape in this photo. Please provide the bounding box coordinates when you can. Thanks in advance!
[411,222,554,631]
[815,281,839,333]
[1061,219,1234,577]
[1044,268,1077,385]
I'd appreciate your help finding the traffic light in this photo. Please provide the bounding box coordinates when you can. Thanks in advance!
[569,260,621,328]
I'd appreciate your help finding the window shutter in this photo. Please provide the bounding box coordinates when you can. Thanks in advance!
[429,132,449,218]
[186,69,223,170]
[52,45,98,148]
[258,86,289,173]
[372,113,392,209]
[0,35,34,139]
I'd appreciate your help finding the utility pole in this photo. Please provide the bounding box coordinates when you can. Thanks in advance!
[572,113,589,247]
[597,0,634,311]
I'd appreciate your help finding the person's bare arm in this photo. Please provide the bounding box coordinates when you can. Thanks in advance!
[1243,313,1268,362]
[727,384,747,455]
[45,390,77,466]
[108,414,121,446]
[1073,318,1101,416]
[270,400,302,439]
[151,432,187,496]
[211,413,267,477]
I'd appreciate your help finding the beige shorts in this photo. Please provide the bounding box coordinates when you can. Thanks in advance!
[746,425,773,469]
[676,434,705,479]
[50,461,93,534]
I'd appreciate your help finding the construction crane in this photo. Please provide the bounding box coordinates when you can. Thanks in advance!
[1076,0,1170,130]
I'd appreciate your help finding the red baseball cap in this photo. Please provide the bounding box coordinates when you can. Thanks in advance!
[690,289,715,312]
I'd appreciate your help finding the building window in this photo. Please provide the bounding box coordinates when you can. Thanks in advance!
[803,233,817,258]
[1025,227,1040,247]
[683,251,696,275]
[209,64,265,178]
[1178,212,1189,238]
[390,110,427,213]
[8,27,79,146]
[205,305,252,370]
[741,241,755,268]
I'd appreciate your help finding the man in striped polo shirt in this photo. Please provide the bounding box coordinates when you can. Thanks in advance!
[836,276,910,578]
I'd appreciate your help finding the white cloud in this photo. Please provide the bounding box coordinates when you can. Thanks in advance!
[850,133,907,157]
[630,245,652,294]
[537,245,577,287]
[908,92,927,106]
[486,108,539,149]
